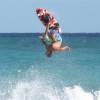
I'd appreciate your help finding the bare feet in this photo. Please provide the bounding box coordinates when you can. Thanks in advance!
[61,46,70,51]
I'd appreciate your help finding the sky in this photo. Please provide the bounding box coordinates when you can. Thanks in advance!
[0,0,100,33]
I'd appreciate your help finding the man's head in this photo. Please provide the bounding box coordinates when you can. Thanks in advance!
[36,8,50,23]
[45,46,53,57]
[36,8,45,17]
[46,50,52,57]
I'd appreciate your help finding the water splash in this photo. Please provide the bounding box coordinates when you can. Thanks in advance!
[8,80,100,100]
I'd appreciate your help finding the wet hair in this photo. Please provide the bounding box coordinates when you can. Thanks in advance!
[45,49,52,57]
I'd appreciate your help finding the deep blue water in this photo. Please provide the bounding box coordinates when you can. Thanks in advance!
[0,33,100,100]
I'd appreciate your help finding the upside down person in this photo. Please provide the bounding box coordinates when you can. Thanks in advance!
[39,22,70,57]
[36,8,70,57]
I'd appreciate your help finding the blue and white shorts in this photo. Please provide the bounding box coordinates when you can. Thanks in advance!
[49,29,62,42]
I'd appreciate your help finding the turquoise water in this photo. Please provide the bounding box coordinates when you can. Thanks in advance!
[0,33,100,100]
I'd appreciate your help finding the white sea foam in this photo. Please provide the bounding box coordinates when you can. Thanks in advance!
[9,80,60,100]
[64,86,93,100]
[8,80,100,100]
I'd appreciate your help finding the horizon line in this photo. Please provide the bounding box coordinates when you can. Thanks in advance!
[0,32,100,34]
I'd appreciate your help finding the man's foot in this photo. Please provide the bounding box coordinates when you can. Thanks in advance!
[61,46,70,51]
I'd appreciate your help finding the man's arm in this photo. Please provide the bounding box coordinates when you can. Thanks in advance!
[44,23,49,36]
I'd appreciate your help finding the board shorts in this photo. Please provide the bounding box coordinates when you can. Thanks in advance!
[48,29,62,42]
[43,35,53,45]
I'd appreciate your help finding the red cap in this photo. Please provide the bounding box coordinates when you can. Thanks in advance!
[36,8,44,14]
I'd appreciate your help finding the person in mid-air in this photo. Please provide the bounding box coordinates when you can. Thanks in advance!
[36,8,70,57]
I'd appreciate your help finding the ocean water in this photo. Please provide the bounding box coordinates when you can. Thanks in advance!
[0,33,100,100]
